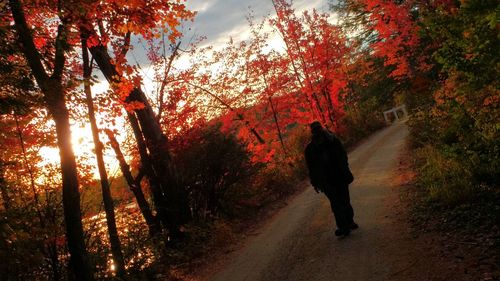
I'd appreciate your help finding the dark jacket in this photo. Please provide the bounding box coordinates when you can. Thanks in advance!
[305,130,353,191]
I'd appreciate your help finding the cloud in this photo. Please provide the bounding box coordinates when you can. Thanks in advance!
[184,0,328,48]
[122,0,330,92]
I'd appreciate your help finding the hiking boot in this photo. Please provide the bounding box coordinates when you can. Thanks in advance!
[350,222,359,230]
[335,228,351,237]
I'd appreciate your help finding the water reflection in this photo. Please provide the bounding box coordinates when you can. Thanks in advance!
[85,202,157,277]
[110,261,115,272]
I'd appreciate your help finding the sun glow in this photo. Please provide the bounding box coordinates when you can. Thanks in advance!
[38,122,122,180]
[39,124,94,165]
[37,80,126,180]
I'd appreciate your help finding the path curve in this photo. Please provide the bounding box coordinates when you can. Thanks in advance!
[211,123,448,281]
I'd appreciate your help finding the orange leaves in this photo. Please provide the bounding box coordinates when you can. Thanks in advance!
[114,79,134,99]
[116,22,143,35]
[483,95,498,107]
[33,37,47,49]
[123,101,145,112]
[179,1,352,164]
[92,0,194,43]
[237,126,251,140]
[269,1,350,128]
[86,35,101,48]
[362,0,421,78]
[111,78,144,112]
[247,142,276,164]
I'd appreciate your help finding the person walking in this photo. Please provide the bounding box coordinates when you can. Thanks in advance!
[305,121,357,236]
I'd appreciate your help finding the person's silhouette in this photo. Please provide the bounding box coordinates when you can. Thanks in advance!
[305,121,357,236]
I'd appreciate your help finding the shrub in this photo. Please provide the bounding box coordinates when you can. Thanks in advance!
[340,96,387,147]
[415,145,475,205]
[173,123,261,220]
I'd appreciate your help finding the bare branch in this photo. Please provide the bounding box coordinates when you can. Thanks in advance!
[157,40,182,121]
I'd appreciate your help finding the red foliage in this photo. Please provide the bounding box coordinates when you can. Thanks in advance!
[362,0,421,78]
[165,1,353,163]
[270,1,350,128]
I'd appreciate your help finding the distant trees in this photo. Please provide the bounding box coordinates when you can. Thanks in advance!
[333,0,499,202]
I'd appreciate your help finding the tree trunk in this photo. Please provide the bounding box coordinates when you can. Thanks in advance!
[322,86,337,127]
[44,79,94,281]
[0,162,10,211]
[9,0,94,279]
[128,89,190,238]
[47,240,61,281]
[86,40,190,238]
[126,113,167,233]
[105,129,161,235]
[82,42,125,276]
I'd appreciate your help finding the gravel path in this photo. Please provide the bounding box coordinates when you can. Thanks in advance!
[211,123,452,281]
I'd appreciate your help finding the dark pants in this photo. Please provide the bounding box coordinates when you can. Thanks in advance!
[323,183,354,230]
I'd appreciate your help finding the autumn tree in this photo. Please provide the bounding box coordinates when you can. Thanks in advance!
[7,0,94,279]
[81,39,125,276]
[0,9,78,278]
[411,0,499,197]
[334,0,499,202]
[75,0,195,239]
[179,37,267,145]
[176,3,353,166]
[270,0,350,130]
[332,0,422,79]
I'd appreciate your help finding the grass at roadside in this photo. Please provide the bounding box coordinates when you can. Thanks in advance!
[398,146,500,281]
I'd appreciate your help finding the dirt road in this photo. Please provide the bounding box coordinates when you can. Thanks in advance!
[210,122,452,281]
